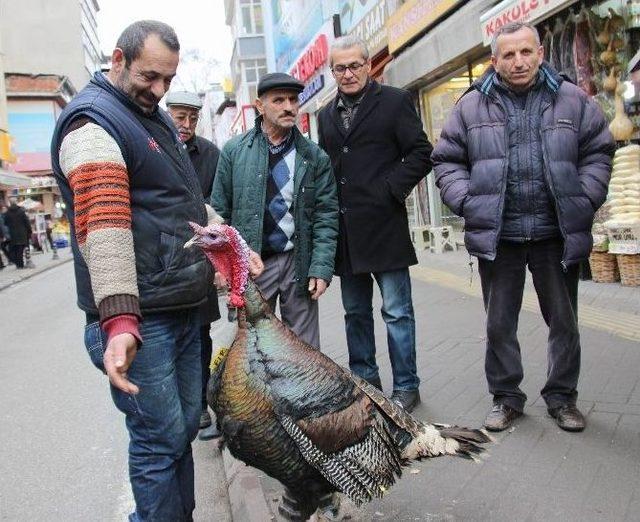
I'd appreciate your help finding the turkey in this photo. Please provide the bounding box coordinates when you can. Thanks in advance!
[185,222,491,520]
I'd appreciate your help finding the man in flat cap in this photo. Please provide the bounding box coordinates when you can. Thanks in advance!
[166,91,223,439]
[212,72,338,349]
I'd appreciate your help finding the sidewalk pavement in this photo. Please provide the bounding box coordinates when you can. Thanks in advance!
[214,245,640,522]
[0,247,72,291]
[6,243,637,521]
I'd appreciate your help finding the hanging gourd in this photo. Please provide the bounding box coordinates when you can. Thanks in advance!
[603,68,618,93]
[600,38,618,67]
[609,80,635,141]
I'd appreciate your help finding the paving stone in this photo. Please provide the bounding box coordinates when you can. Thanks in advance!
[232,249,640,521]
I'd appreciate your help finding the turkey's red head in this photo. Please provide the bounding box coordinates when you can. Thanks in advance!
[185,222,250,308]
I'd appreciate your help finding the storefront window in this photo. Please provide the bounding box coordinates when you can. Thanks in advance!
[416,58,491,230]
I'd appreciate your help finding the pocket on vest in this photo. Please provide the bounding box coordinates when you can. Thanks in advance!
[158,231,178,272]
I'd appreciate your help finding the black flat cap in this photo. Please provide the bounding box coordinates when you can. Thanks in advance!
[257,72,304,97]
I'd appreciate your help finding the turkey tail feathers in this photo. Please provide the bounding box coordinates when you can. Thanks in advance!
[437,426,493,460]
[402,424,492,462]
[350,372,491,462]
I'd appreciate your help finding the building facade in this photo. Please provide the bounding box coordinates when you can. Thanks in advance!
[0,19,30,201]
[0,0,101,93]
[225,0,269,133]
[5,74,74,216]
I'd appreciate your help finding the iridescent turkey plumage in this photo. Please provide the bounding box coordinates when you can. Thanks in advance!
[187,222,490,520]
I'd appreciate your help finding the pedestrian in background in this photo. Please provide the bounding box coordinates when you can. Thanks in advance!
[166,90,222,440]
[212,72,338,350]
[3,198,31,269]
[317,35,433,413]
[432,22,614,433]
[0,204,9,268]
[51,20,223,520]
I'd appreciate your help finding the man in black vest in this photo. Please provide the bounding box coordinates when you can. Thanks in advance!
[166,90,222,440]
[317,36,433,413]
[51,21,229,520]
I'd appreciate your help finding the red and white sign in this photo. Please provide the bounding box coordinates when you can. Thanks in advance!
[480,0,578,46]
[299,113,310,135]
[290,34,329,83]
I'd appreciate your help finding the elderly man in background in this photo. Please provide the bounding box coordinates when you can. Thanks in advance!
[166,90,223,441]
[432,22,614,433]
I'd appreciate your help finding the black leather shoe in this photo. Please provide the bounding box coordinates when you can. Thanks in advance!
[483,403,522,432]
[199,409,212,429]
[548,404,586,432]
[391,389,421,413]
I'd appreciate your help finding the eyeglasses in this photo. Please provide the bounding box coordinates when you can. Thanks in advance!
[331,62,366,76]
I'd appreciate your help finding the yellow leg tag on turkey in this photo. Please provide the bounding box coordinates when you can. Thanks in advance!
[210,347,230,372]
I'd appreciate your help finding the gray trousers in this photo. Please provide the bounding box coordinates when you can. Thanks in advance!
[254,251,320,349]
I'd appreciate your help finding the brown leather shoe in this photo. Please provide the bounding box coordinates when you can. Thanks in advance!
[483,403,522,432]
[548,404,586,432]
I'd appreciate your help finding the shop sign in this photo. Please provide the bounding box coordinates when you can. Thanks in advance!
[349,0,390,56]
[299,74,325,106]
[387,0,462,54]
[290,34,329,83]
[607,224,640,254]
[299,113,310,135]
[272,1,326,73]
[480,0,577,46]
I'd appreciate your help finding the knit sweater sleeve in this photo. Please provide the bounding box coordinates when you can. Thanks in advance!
[59,121,141,323]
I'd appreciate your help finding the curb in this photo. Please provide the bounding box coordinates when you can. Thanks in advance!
[221,447,276,521]
[0,254,72,292]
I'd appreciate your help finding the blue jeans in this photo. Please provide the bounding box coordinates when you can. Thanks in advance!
[340,268,419,391]
[84,309,202,521]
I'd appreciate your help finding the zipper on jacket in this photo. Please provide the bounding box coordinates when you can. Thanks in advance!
[540,126,569,270]
[490,94,510,260]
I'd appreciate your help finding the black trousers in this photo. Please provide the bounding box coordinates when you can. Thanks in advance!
[9,243,25,268]
[200,324,213,411]
[478,238,580,412]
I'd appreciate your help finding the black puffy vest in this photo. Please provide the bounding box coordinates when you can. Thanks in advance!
[51,72,210,315]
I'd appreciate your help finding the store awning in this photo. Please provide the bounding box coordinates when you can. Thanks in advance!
[385,0,496,89]
[18,197,45,211]
[480,0,579,46]
[0,168,31,188]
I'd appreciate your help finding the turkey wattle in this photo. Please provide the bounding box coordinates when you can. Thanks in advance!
[186,222,491,520]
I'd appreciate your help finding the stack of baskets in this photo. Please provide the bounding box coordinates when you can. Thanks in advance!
[589,250,620,283]
[616,254,640,286]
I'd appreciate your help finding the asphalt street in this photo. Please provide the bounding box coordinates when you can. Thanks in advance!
[0,261,229,521]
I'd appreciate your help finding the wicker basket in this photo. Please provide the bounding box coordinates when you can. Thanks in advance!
[589,251,620,283]
[616,254,640,287]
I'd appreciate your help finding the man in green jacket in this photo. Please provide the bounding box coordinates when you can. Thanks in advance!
[212,73,338,348]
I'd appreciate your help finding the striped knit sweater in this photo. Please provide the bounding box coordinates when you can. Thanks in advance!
[59,122,140,338]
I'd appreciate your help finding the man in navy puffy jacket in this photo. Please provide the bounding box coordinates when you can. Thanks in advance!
[432,21,614,433]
